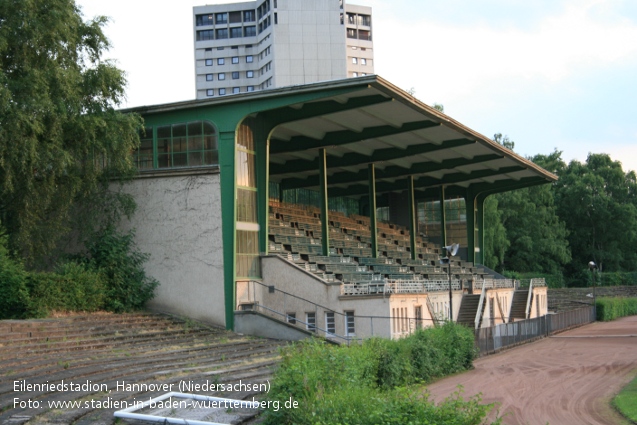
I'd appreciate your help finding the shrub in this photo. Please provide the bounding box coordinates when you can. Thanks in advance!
[26,262,106,317]
[262,323,489,425]
[0,237,30,319]
[84,226,158,312]
[596,297,637,321]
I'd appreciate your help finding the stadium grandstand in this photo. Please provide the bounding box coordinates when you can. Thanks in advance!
[123,75,551,341]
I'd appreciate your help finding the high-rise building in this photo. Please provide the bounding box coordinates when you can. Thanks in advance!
[193,0,374,99]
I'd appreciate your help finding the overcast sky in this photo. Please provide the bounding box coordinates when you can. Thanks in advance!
[76,0,637,173]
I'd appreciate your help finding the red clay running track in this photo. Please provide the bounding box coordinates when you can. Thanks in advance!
[426,315,637,425]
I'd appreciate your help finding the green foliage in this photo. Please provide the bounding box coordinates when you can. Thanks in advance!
[26,262,106,318]
[555,154,637,275]
[483,196,509,270]
[503,271,566,288]
[595,297,637,321]
[0,234,29,319]
[0,0,142,263]
[262,323,490,425]
[613,375,637,423]
[84,226,158,312]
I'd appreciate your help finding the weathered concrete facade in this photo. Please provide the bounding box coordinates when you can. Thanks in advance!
[120,171,226,325]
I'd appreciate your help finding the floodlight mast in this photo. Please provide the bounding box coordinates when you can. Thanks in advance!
[440,243,459,322]
[589,261,597,318]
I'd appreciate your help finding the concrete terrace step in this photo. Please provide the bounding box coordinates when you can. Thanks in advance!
[0,312,288,425]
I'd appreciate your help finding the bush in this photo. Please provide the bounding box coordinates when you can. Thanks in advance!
[262,323,490,425]
[0,237,30,319]
[26,262,106,317]
[84,226,158,312]
[596,297,637,321]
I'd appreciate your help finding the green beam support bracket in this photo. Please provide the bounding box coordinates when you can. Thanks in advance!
[319,148,330,256]
[369,164,378,258]
[439,186,447,249]
[476,194,487,266]
[408,176,417,260]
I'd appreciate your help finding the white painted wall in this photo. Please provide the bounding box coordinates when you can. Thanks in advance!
[119,172,226,326]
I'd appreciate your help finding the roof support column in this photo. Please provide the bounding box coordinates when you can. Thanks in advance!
[369,163,378,258]
[439,186,447,248]
[408,176,417,260]
[319,148,330,256]
[256,130,270,255]
[476,194,487,266]
[218,129,236,330]
[465,191,477,264]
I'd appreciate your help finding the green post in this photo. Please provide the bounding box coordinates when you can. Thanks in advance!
[465,191,476,263]
[439,186,447,248]
[408,176,417,260]
[476,193,487,265]
[218,129,237,331]
[369,164,378,258]
[256,126,270,255]
[319,148,330,256]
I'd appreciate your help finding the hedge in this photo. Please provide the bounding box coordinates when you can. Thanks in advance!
[596,297,637,321]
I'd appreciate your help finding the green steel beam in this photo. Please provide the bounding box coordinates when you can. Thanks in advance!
[464,190,477,264]
[270,138,476,175]
[280,154,503,190]
[270,120,440,155]
[258,94,392,127]
[369,164,378,258]
[327,166,525,198]
[319,148,330,256]
[408,176,417,260]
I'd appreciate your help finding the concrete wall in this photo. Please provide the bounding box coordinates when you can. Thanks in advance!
[530,286,548,319]
[119,171,226,326]
[483,288,516,326]
[253,255,466,340]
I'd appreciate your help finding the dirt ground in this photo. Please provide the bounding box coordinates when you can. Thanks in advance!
[426,315,637,425]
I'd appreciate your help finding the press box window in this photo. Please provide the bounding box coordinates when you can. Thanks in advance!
[306,313,316,333]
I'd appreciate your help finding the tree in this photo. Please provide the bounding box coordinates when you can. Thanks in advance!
[485,136,571,273]
[483,196,509,270]
[0,0,142,263]
[555,153,637,274]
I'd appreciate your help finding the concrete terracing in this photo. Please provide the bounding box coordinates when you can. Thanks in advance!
[0,312,287,425]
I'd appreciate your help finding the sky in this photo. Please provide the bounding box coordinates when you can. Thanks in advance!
[76,0,637,173]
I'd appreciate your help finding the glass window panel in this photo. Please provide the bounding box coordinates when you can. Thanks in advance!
[204,134,217,150]
[157,126,171,155]
[158,153,170,168]
[204,150,219,165]
[243,10,255,22]
[203,121,215,136]
[244,26,256,37]
[229,11,242,23]
[172,124,187,152]
[237,123,254,150]
[236,151,256,187]
[236,189,257,222]
[188,134,203,151]
[188,152,203,167]
[173,153,187,167]
[216,29,228,39]
[215,13,227,24]
[230,27,242,38]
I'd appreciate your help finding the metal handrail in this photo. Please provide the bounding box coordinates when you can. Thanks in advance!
[525,279,534,319]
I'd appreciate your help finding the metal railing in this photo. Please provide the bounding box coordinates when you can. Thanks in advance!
[341,278,462,296]
[475,306,595,355]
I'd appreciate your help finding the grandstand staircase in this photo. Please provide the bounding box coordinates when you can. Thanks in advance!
[457,294,484,328]
[510,289,530,322]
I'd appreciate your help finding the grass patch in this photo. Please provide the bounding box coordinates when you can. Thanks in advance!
[613,374,637,423]
[596,297,637,321]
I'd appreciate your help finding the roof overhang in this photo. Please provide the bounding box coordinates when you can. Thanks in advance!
[127,75,557,199]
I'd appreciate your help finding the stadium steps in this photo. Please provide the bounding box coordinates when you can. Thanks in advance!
[457,294,482,327]
[509,290,529,321]
[0,312,288,425]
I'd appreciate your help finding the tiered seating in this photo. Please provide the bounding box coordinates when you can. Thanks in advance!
[268,201,487,288]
